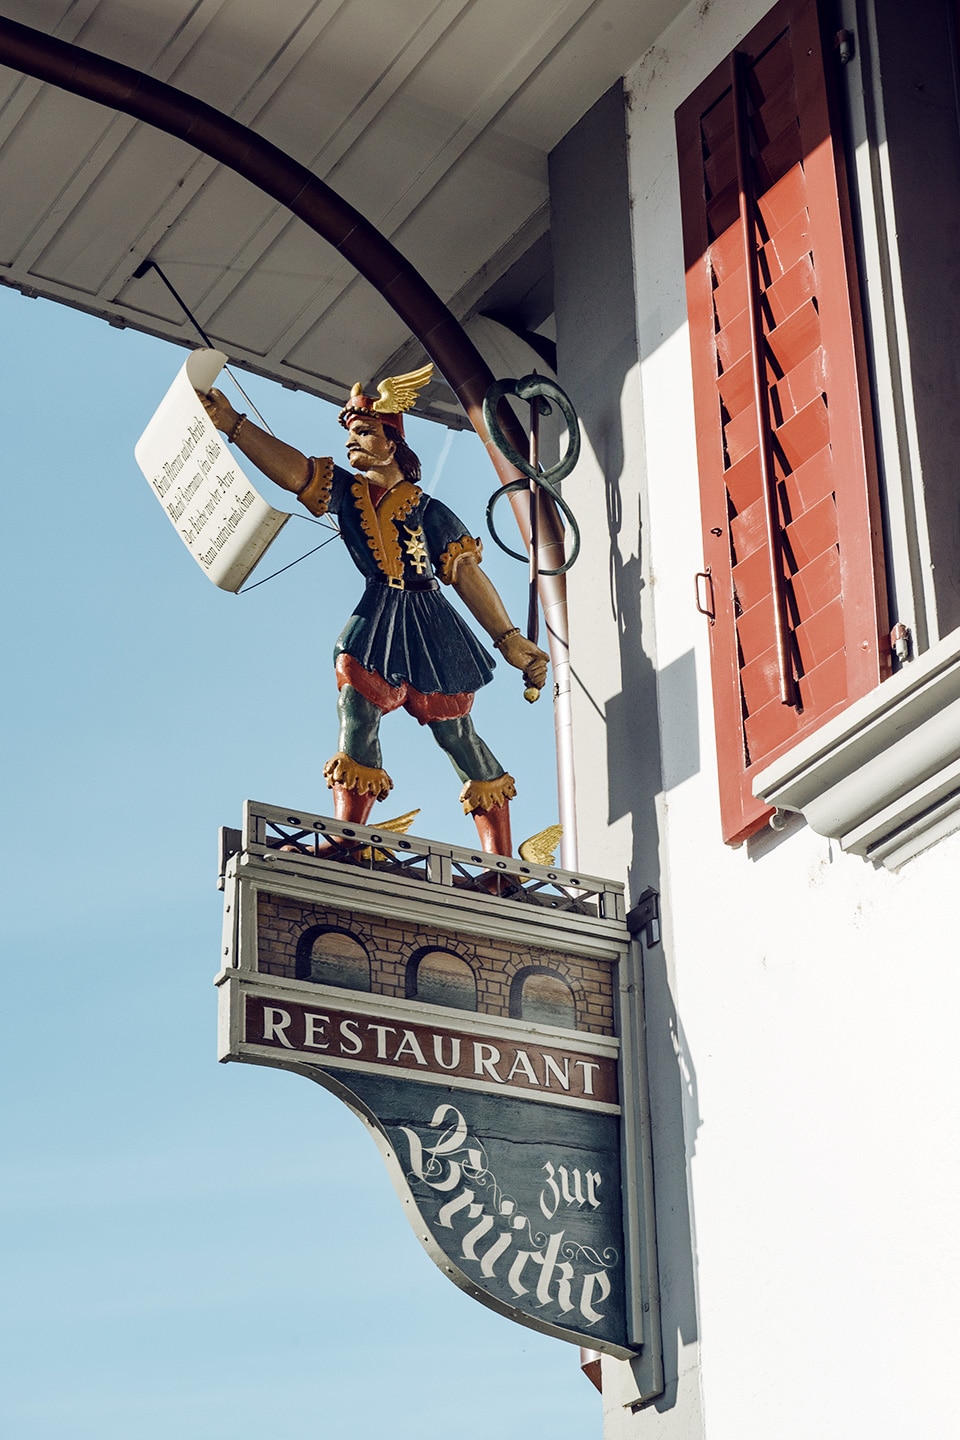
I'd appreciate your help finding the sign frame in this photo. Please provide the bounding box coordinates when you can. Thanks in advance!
[217,804,662,1385]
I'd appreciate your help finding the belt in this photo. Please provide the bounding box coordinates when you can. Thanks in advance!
[375,575,439,592]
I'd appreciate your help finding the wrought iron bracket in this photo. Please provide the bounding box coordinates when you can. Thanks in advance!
[626,888,661,948]
[218,825,242,889]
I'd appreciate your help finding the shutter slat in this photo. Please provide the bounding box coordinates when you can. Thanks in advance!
[761,209,812,283]
[724,448,764,513]
[726,406,764,467]
[765,296,820,371]
[736,594,778,663]
[716,308,752,369]
[730,494,770,560]
[783,493,837,568]
[701,89,737,151]
[800,647,848,711]
[710,224,748,282]
[790,543,841,616]
[755,123,804,190]
[743,690,802,758]
[794,594,844,669]
[756,161,808,233]
[732,544,775,612]
[780,445,833,515]
[769,349,824,426]
[765,253,816,324]
[707,183,741,239]
[704,133,738,196]
[741,647,785,713]
[718,349,758,419]
[752,67,798,138]
[775,395,829,468]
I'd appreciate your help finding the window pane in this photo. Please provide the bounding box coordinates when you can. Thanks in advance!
[520,972,576,1030]
[414,950,477,1011]
[301,930,370,991]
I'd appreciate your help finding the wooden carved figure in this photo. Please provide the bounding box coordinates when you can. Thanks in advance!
[199,365,548,856]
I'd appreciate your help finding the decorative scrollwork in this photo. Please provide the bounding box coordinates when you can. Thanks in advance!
[560,1242,620,1267]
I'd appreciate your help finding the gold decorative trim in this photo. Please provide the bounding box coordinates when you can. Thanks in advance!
[459,773,517,814]
[402,524,429,575]
[297,457,335,517]
[350,478,421,580]
[437,534,482,586]
[323,752,393,801]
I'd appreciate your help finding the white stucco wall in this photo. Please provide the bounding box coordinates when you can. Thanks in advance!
[562,1,960,1436]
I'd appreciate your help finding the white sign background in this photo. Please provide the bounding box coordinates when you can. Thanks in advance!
[134,349,289,592]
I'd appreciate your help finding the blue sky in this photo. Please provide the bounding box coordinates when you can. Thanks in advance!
[0,285,600,1438]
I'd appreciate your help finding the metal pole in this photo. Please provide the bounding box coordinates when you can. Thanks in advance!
[527,392,541,647]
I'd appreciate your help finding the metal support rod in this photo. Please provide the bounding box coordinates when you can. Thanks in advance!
[0,14,578,864]
[731,51,797,708]
[132,258,273,433]
[527,394,541,647]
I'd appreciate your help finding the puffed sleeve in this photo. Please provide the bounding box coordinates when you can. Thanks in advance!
[421,495,484,584]
[297,460,351,518]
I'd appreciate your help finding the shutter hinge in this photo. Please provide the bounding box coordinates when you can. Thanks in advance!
[890,622,911,663]
[834,29,855,64]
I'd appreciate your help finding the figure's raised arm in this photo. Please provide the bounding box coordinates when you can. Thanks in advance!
[197,387,316,497]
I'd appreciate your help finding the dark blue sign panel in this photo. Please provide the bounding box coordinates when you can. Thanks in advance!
[328,1069,631,1355]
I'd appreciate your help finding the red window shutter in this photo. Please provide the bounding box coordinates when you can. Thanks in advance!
[676,0,888,843]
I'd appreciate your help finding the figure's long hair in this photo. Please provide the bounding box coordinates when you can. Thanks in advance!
[384,423,422,483]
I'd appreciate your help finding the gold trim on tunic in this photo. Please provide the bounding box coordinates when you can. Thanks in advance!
[351,477,421,582]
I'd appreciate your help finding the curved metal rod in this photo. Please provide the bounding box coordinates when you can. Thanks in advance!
[0,16,512,456]
[0,14,579,864]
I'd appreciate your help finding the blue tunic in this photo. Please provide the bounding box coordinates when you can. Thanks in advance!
[326,466,496,696]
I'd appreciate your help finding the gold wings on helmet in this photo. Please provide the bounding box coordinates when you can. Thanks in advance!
[374,362,435,416]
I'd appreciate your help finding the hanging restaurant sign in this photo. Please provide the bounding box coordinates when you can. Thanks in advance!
[217,801,659,1361]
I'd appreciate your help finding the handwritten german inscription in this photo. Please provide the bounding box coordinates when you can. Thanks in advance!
[339,1074,631,1352]
[134,348,288,591]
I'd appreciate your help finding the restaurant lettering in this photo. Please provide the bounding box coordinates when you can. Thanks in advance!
[244,993,617,1108]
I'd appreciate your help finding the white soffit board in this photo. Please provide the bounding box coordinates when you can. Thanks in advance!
[0,0,683,425]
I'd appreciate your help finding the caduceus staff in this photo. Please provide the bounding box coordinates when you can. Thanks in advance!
[483,374,582,702]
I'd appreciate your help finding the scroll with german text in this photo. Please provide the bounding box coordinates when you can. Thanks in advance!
[134,349,289,592]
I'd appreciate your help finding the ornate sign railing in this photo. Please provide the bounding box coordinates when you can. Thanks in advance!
[225,800,626,920]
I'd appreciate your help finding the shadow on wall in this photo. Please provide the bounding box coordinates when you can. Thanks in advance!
[550,80,702,1411]
[596,392,703,1414]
